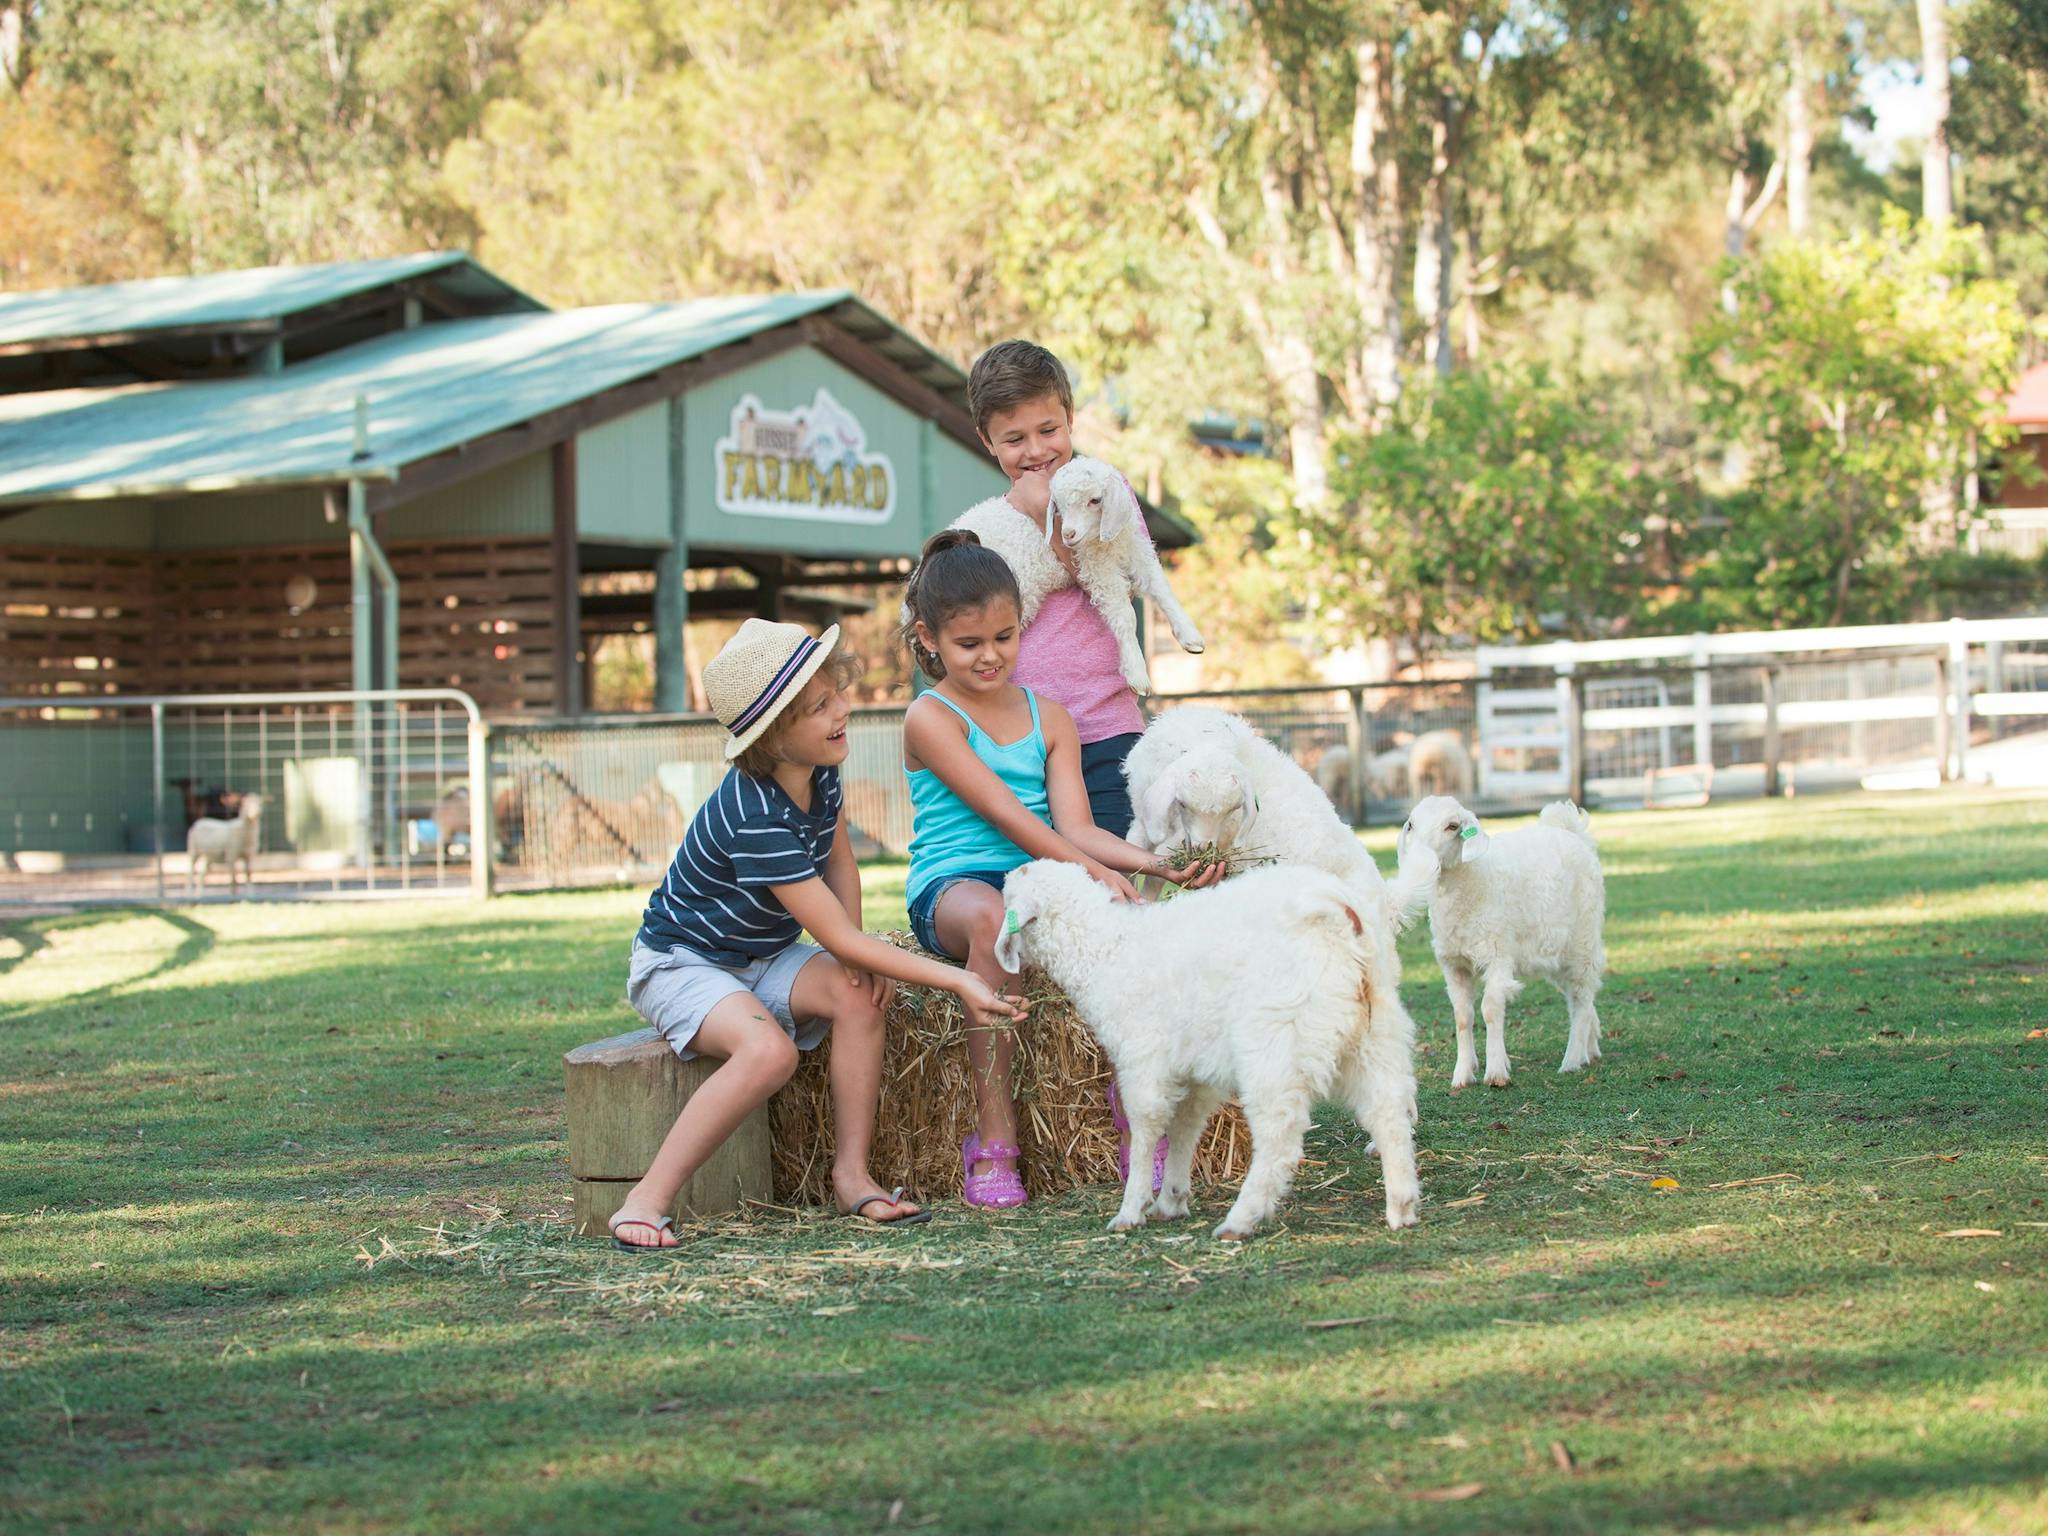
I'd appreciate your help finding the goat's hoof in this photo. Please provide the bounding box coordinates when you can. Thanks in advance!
[1485,1074,1511,1089]
[1213,1224,1254,1243]
[1385,1197,1420,1230]
[1183,641,1205,654]
[1107,1213,1146,1233]
[1150,1195,1190,1220]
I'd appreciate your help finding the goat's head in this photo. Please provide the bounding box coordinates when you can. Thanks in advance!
[238,793,266,822]
[1134,747,1255,855]
[1400,794,1485,870]
[993,858,1101,973]
[1047,457,1137,549]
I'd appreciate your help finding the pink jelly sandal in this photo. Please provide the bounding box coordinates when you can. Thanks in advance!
[1106,1079,1167,1193]
[961,1133,1028,1208]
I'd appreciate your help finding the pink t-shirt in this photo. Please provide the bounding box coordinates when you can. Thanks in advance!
[1011,507,1150,744]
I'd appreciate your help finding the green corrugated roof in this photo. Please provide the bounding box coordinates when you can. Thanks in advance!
[0,253,535,351]
[0,292,866,506]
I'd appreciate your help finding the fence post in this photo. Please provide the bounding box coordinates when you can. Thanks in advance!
[1690,634,1713,771]
[1560,664,1585,807]
[151,702,166,900]
[1950,621,1970,782]
[1762,666,1782,798]
[1345,685,1368,827]
[1933,650,1952,783]
[1474,657,1493,798]
[469,716,495,900]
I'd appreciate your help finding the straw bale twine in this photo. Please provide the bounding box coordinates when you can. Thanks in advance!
[769,933,1252,1205]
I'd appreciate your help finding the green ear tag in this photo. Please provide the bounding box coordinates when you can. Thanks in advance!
[1004,910,1021,934]
[1459,824,1478,841]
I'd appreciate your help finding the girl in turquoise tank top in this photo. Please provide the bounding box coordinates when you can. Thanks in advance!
[899,530,1221,1208]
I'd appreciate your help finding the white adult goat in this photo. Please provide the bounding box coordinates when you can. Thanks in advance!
[995,858,1421,1237]
[186,793,265,895]
[1400,796,1607,1088]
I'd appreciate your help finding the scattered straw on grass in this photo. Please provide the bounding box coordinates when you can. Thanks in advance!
[769,931,1252,1207]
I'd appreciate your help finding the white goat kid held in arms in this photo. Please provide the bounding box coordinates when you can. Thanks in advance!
[1400,797,1607,1089]
[185,793,265,895]
[1044,456,1205,692]
[994,858,1421,1239]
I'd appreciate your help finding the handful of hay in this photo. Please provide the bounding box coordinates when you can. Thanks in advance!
[769,932,1253,1206]
[1154,841,1277,881]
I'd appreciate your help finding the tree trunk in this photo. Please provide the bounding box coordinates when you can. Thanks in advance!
[0,3,28,93]
[1784,33,1812,236]
[1918,0,1953,225]
[1350,33,1403,421]
[1414,91,1457,376]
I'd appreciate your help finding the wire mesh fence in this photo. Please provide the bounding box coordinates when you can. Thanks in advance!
[0,691,488,905]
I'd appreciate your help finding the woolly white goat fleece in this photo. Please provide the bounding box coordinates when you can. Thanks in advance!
[995,857,1421,1234]
[1406,797,1605,982]
[1124,707,1437,940]
[948,497,1070,627]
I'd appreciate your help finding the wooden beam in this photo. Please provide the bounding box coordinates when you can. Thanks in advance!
[552,438,583,716]
[364,326,811,518]
[798,316,984,452]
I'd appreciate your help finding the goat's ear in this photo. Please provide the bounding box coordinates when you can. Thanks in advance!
[994,906,1030,974]
[1098,474,1139,543]
[1460,821,1490,863]
[1134,771,1180,850]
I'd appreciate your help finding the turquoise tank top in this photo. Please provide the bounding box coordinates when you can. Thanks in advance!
[905,688,1050,906]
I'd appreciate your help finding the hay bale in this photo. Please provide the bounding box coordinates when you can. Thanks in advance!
[769,932,1253,1206]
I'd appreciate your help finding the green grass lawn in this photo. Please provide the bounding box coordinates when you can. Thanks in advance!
[2,788,2044,1535]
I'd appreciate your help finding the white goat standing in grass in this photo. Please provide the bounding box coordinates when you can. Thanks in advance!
[1400,796,1607,1088]
[995,858,1422,1238]
[186,793,264,896]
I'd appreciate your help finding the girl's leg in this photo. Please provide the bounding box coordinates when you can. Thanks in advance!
[609,992,798,1247]
[932,880,1019,1175]
[787,953,919,1221]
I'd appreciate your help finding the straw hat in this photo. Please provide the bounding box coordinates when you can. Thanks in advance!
[704,618,841,759]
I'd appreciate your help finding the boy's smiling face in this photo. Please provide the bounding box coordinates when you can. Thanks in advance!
[774,673,852,768]
[979,393,1073,483]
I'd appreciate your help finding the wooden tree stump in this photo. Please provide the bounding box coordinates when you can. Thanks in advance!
[564,1027,772,1236]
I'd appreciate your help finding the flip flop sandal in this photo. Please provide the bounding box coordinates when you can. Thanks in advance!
[608,1213,677,1252]
[846,1186,933,1226]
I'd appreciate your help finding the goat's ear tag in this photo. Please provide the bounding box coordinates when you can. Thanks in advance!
[1003,910,1021,934]
[1459,824,1478,841]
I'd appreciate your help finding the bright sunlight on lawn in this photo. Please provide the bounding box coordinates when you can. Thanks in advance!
[2,789,2044,1535]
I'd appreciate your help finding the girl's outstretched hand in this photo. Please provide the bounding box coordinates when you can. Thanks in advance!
[958,973,1026,1030]
[1151,856,1226,889]
[1085,861,1140,904]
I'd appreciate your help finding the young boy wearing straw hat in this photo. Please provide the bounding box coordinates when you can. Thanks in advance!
[608,618,1025,1249]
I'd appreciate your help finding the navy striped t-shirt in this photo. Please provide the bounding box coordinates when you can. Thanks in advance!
[636,765,842,966]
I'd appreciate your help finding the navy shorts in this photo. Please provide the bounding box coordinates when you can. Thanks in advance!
[1081,732,1141,839]
[907,868,1010,960]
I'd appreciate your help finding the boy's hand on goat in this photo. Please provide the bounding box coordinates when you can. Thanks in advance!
[957,973,1027,1030]
[1005,469,1054,520]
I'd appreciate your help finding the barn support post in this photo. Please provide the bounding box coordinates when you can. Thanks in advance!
[654,397,691,713]
[552,438,583,716]
[347,465,400,874]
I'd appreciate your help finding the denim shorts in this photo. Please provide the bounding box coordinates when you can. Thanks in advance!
[907,868,1011,960]
[626,935,828,1061]
[1081,732,1141,839]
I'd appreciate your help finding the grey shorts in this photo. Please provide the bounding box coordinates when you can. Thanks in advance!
[626,936,829,1062]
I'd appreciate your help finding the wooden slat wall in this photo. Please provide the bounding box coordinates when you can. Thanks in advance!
[0,545,156,696]
[1,537,562,713]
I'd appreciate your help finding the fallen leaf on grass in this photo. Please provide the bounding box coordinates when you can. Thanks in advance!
[1650,1177,1680,1191]
[1976,1282,1997,1293]
[1936,1229,2002,1239]
[810,1305,857,1316]
[1551,1440,1577,1474]
[1407,1483,1485,1502]
[2028,1029,2046,1040]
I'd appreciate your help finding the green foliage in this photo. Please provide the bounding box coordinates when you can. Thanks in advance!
[1687,215,2028,628]
[1291,363,1674,661]
[1952,0,2048,315]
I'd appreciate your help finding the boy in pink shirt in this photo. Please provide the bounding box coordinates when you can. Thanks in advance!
[965,340,1148,836]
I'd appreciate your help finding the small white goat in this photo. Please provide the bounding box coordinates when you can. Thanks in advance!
[1123,707,1435,936]
[1045,456,1205,691]
[1407,729,1475,798]
[1318,744,1411,809]
[995,858,1420,1237]
[1400,796,1606,1088]
[186,793,264,895]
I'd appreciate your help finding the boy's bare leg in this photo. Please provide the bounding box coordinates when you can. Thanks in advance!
[934,882,1020,1175]
[608,992,798,1248]
[789,954,919,1222]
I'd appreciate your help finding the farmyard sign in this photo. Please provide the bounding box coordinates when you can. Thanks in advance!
[715,389,896,524]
